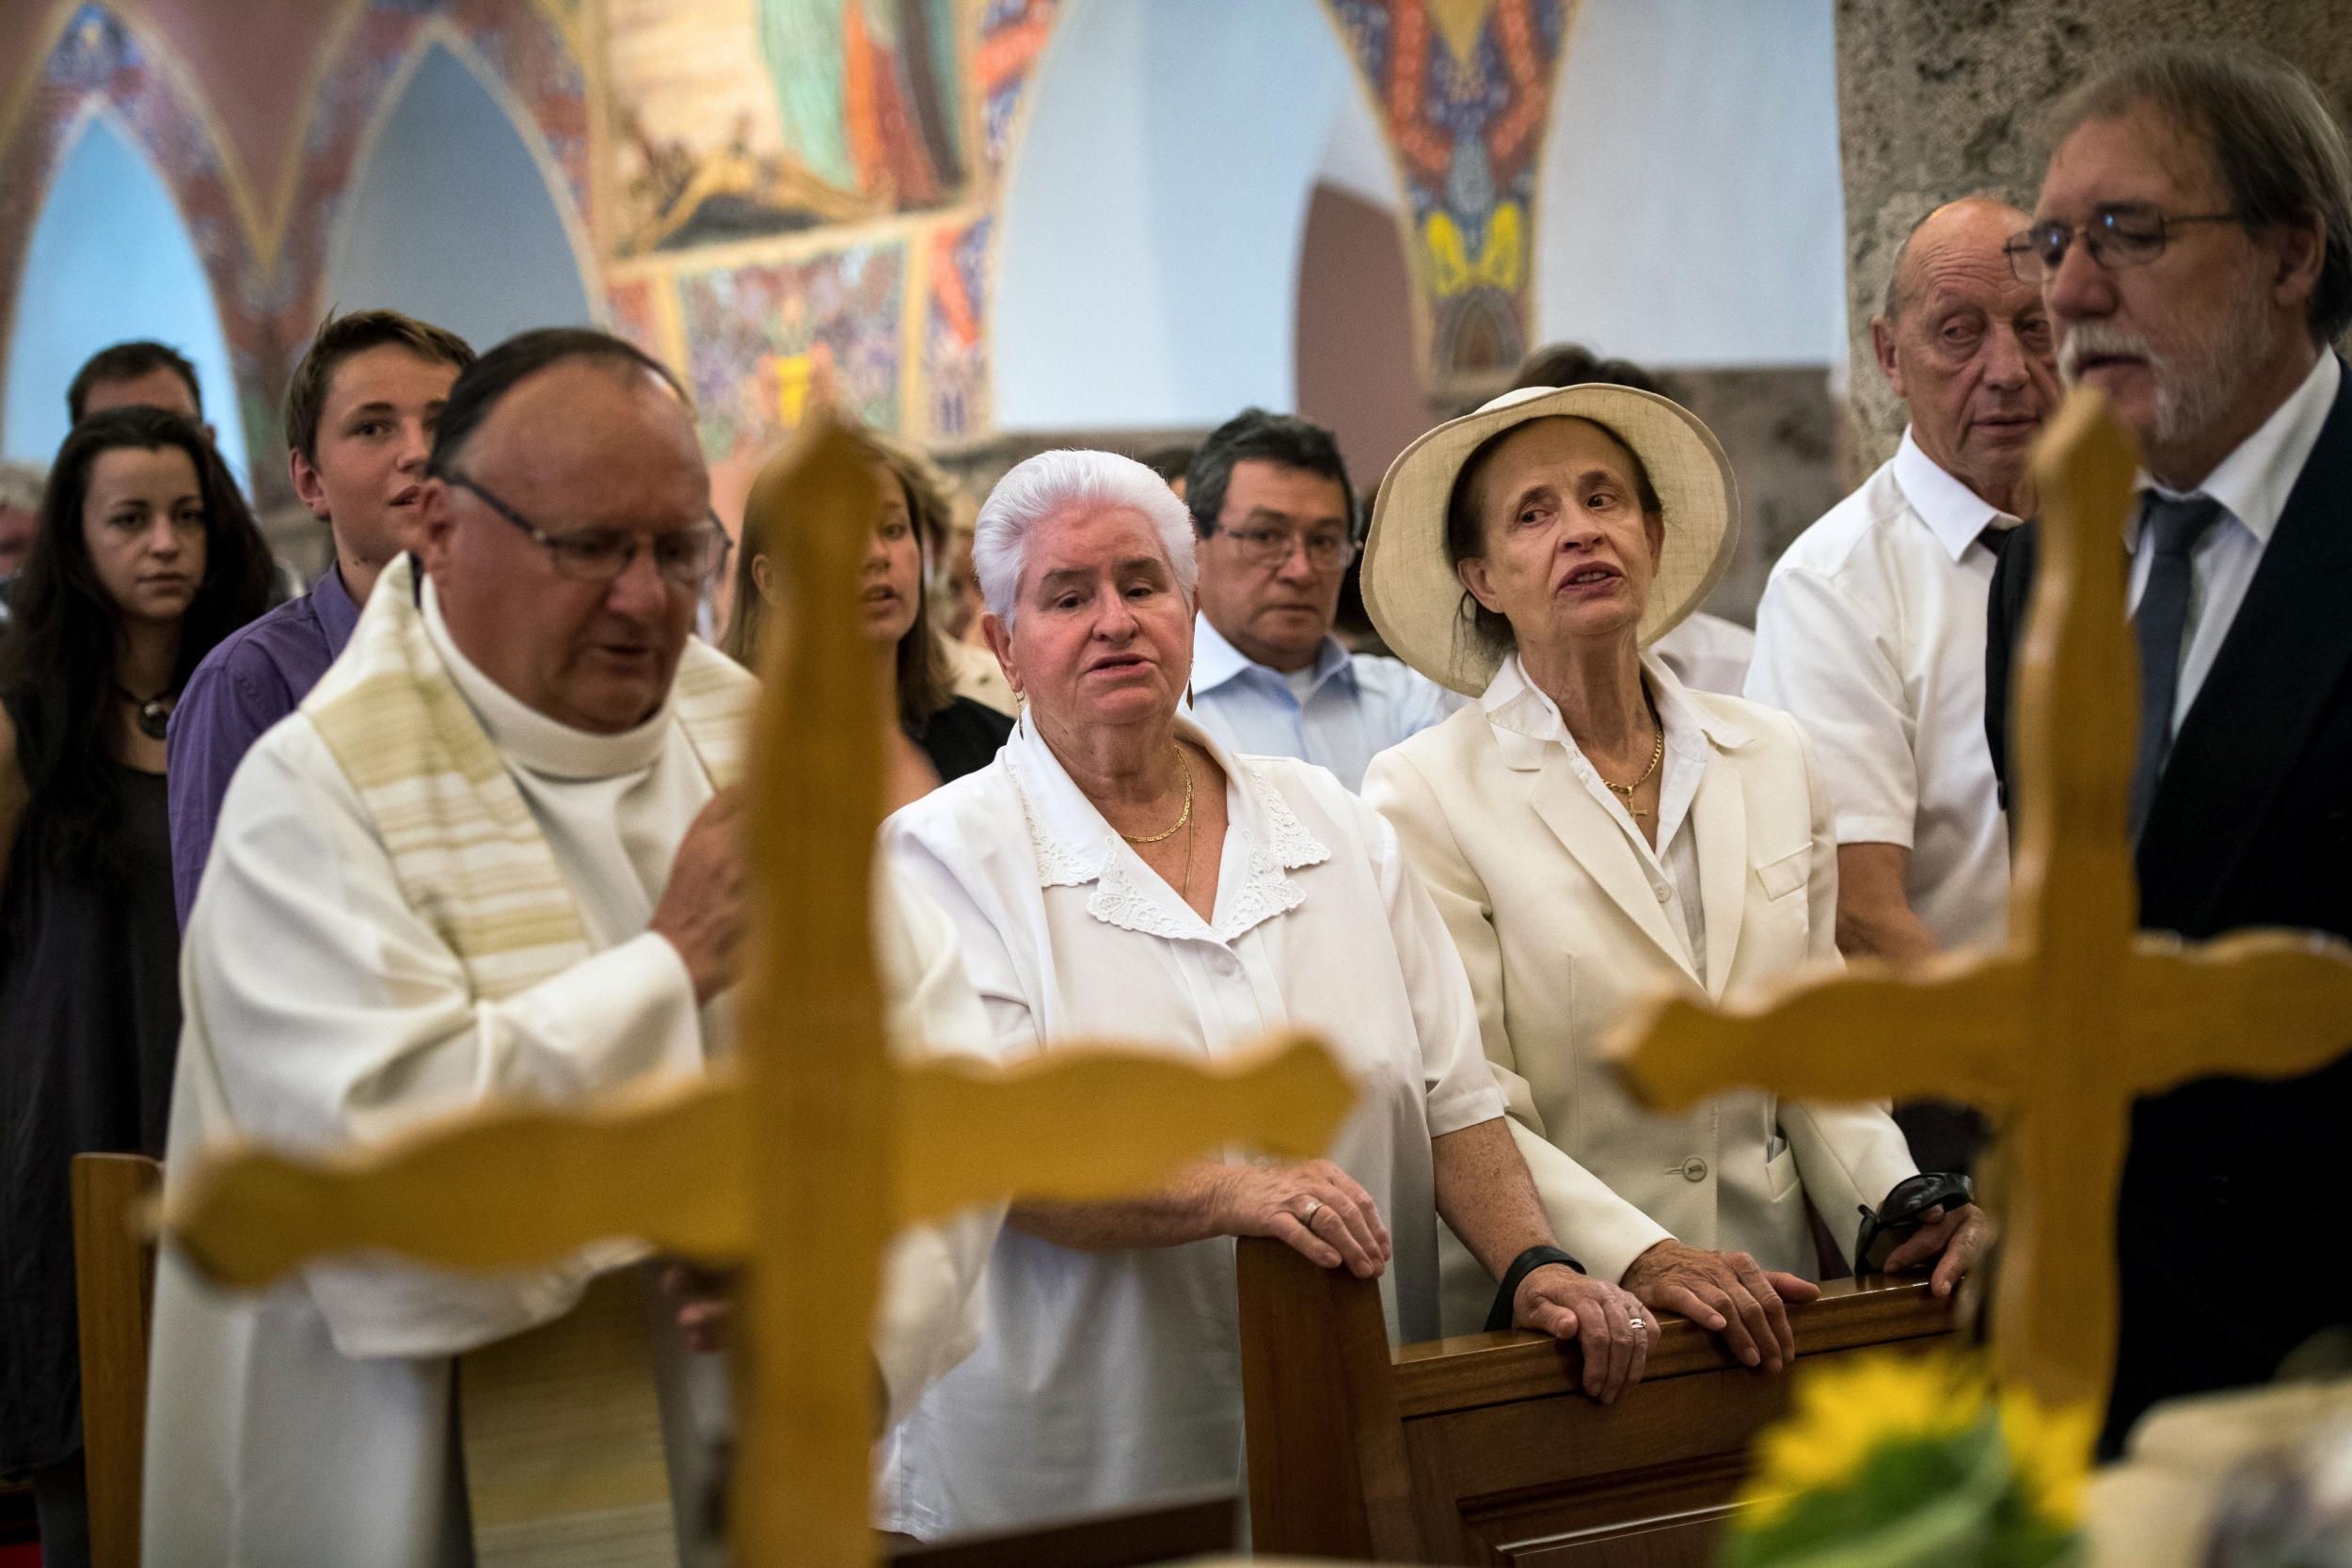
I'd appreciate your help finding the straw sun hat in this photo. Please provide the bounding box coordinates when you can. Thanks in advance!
[1359,384,1740,697]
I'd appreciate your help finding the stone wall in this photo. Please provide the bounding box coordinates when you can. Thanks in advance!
[1836,0,2352,475]
[1670,367,1844,626]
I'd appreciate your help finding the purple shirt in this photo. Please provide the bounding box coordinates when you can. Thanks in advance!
[167,563,361,924]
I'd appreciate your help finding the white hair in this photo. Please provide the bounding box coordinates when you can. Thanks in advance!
[0,461,44,514]
[973,449,1197,626]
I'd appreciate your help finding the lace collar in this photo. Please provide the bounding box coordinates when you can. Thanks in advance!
[1003,713,1329,943]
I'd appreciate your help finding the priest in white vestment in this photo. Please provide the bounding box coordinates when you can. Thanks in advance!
[142,331,997,1568]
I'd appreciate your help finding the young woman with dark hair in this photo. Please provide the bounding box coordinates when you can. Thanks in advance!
[723,427,1012,800]
[0,405,274,1567]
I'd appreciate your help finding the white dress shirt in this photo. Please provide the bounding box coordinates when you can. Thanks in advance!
[1185,613,1460,789]
[145,588,998,1568]
[1651,610,1757,698]
[1485,653,1711,974]
[879,715,1505,1537]
[1745,430,2018,951]
[2129,350,2340,736]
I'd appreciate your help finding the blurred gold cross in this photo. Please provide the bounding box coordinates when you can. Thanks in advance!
[1615,390,2352,1416]
[167,410,1354,1565]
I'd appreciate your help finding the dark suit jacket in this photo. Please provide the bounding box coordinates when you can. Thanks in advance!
[1985,359,2352,1453]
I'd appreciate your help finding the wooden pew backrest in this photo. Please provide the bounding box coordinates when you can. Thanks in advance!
[71,1151,162,1568]
[1238,1237,1953,1566]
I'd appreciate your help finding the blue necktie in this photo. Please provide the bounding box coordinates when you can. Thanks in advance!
[2128,493,2224,840]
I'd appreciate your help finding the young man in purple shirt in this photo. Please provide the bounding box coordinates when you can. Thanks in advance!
[167,310,474,921]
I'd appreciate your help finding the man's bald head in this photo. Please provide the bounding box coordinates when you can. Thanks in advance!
[429,327,690,479]
[419,330,716,734]
[1882,198,2033,322]
[1871,198,2060,515]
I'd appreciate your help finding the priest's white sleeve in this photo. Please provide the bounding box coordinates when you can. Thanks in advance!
[871,871,1005,1426]
[167,717,707,1358]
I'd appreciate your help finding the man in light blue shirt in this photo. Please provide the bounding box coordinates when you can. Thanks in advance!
[1184,409,1457,788]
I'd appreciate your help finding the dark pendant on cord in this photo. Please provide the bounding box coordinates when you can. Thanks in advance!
[119,685,173,740]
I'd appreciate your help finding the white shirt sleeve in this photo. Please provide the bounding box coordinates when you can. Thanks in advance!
[872,874,1007,1425]
[1746,565,1919,848]
[177,721,707,1357]
[882,815,1041,1063]
[1774,727,1919,1258]
[1357,795,1506,1139]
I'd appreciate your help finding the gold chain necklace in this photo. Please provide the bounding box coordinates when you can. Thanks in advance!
[1120,747,1195,844]
[1599,709,1664,819]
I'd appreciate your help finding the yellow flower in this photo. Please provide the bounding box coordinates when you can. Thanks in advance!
[1998,1387,2097,1528]
[1740,1352,1987,1522]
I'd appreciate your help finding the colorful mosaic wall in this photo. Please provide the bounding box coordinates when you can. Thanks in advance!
[0,6,273,468]
[1,0,1586,480]
[1324,0,1568,394]
[273,0,593,384]
[0,0,592,497]
[603,0,1066,457]
[674,239,907,460]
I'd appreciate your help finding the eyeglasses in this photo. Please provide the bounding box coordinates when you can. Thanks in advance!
[440,470,730,588]
[1208,523,1356,572]
[2003,204,2245,283]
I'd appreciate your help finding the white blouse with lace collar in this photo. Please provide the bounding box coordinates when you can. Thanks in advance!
[878,714,1504,1539]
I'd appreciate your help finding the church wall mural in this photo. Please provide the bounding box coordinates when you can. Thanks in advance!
[0,5,271,476]
[600,0,1059,468]
[0,0,1592,506]
[1323,0,1567,400]
[0,0,593,506]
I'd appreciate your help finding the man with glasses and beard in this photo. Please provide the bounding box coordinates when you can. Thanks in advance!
[144,329,997,1565]
[1184,409,1456,789]
[1983,46,2352,1453]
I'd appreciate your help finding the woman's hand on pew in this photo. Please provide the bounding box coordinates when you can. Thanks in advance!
[1213,1159,1392,1279]
[1620,1240,1819,1373]
[1514,1267,1653,1404]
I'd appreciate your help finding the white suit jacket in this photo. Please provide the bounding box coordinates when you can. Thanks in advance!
[1364,655,1916,1329]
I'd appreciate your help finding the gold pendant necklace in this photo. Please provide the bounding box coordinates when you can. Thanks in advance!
[1600,713,1664,820]
[1120,747,1195,845]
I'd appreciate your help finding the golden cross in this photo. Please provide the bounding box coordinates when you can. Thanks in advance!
[165,411,1355,1565]
[1613,389,2352,1416]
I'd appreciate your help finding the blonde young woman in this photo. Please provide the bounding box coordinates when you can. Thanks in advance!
[1359,385,1988,1370]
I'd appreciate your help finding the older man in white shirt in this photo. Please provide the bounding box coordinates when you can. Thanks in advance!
[145,329,994,1568]
[1184,410,1457,788]
[1748,198,2059,966]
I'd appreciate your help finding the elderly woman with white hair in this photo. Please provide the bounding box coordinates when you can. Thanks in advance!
[880,449,1651,1538]
[1359,385,1991,1374]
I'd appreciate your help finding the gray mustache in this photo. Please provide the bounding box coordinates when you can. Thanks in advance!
[2059,323,2158,382]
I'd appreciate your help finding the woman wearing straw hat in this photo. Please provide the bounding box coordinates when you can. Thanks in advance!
[1360,386,1988,1371]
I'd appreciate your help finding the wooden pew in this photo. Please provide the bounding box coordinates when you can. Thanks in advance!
[1237,1238,1953,1566]
[71,1152,163,1568]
